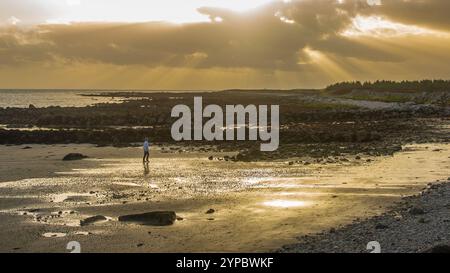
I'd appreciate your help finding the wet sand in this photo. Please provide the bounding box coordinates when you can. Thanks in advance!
[0,143,449,252]
[280,181,450,253]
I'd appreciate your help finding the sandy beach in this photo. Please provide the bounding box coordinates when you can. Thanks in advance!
[0,141,449,253]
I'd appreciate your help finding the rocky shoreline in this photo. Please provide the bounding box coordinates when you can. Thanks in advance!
[279,178,450,253]
[0,91,449,163]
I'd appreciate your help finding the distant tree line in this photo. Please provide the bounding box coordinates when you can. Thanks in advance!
[326,80,450,93]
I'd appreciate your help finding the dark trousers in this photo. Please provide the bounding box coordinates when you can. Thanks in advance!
[143,151,149,162]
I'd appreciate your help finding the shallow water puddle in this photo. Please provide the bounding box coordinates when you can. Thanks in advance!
[262,200,311,208]
[42,232,67,238]
[113,182,141,187]
[74,231,91,236]
[273,192,403,198]
[51,192,95,203]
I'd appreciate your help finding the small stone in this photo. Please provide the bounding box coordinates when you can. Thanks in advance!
[409,207,425,215]
[422,245,450,253]
[206,209,215,214]
[63,153,88,161]
[375,223,389,230]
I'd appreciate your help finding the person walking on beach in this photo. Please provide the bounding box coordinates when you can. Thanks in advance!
[143,137,150,163]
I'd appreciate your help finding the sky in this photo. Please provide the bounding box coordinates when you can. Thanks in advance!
[1,0,450,90]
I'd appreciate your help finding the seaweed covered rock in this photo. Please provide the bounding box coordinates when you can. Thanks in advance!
[63,153,89,161]
[118,211,177,226]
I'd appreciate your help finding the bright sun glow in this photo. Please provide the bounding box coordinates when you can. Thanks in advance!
[343,15,438,37]
[263,200,309,208]
[44,0,278,24]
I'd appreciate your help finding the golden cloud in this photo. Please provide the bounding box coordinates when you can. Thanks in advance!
[0,0,449,89]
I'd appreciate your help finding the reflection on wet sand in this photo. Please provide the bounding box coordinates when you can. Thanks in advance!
[143,162,150,176]
[262,200,310,208]
[0,143,449,252]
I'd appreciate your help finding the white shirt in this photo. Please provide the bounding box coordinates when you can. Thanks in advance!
[143,141,149,152]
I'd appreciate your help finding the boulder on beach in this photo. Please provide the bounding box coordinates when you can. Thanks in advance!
[408,206,425,215]
[375,223,389,230]
[422,244,450,253]
[80,215,107,226]
[118,211,176,226]
[63,153,89,161]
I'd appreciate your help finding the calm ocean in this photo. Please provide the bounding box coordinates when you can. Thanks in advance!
[0,89,177,108]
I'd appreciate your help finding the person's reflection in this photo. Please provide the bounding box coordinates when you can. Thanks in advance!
[143,162,150,176]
